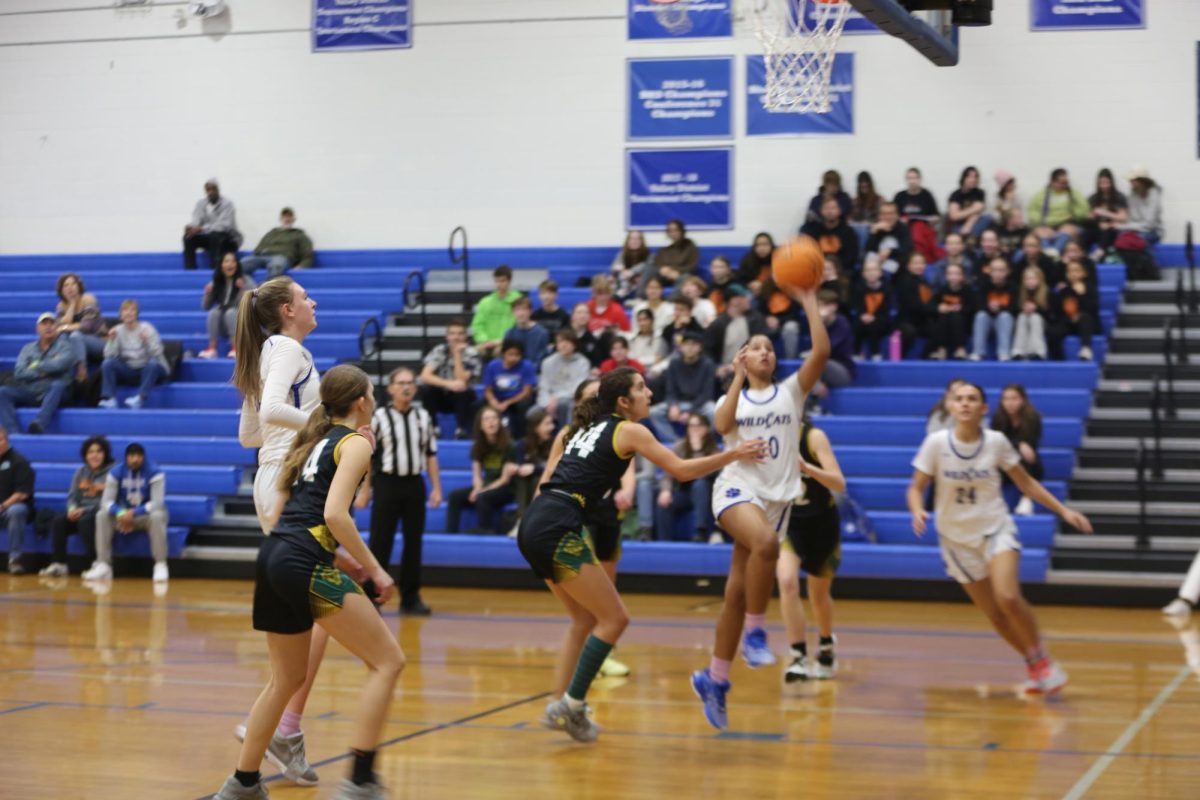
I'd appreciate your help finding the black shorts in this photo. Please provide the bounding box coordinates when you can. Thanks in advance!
[585,500,623,564]
[253,535,364,634]
[784,505,841,579]
[517,492,599,583]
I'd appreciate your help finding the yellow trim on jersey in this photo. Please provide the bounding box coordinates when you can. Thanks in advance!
[611,419,633,461]
[308,524,338,554]
[332,431,362,466]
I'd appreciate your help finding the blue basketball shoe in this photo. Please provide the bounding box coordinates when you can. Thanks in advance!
[691,669,730,730]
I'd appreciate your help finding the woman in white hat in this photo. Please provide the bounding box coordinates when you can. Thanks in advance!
[1123,166,1163,246]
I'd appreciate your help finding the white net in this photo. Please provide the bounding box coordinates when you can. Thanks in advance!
[745,0,850,113]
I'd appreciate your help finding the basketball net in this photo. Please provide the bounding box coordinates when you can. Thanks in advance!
[744,0,850,113]
[650,0,694,36]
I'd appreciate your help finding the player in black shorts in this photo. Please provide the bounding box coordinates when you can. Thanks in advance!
[213,365,404,800]
[519,367,766,743]
[777,420,846,683]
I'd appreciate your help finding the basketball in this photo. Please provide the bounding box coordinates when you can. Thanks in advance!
[771,235,825,292]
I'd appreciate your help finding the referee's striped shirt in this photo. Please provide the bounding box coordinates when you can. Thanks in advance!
[371,403,438,477]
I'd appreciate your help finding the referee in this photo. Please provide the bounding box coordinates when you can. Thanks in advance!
[369,366,443,616]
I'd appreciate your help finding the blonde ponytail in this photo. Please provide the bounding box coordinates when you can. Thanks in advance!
[233,276,296,407]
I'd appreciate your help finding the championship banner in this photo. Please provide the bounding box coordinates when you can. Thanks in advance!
[628,57,733,140]
[314,0,412,52]
[799,0,880,34]
[745,53,854,136]
[628,0,733,40]
[1030,0,1144,31]
[627,148,733,230]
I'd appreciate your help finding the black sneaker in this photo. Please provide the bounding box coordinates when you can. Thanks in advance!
[814,636,837,680]
[400,597,432,616]
[26,421,43,435]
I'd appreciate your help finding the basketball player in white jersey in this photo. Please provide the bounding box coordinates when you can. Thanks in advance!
[231,276,340,785]
[908,382,1092,694]
[692,284,827,730]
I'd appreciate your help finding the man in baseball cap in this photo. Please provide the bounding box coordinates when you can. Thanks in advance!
[0,311,76,436]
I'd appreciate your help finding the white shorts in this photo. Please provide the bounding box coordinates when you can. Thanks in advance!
[253,460,285,535]
[940,520,1021,584]
[712,476,793,541]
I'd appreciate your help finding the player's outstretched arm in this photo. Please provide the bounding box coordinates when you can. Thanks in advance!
[714,345,748,436]
[535,428,569,496]
[792,287,829,395]
[619,420,765,483]
[801,427,846,493]
[907,469,932,536]
[1004,464,1093,533]
[325,435,392,600]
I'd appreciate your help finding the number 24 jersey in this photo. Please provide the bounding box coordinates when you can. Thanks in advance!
[912,429,1020,546]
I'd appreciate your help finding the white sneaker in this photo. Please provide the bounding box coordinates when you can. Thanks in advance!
[124,395,143,409]
[968,353,982,362]
[82,561,112,581]
[1162,598,1193,618]
[1079,346,1093,361]
[152,562,169,583]
[197,348,218,359]
[97,398,117,409]
[1014,496,1035,516]
[39,562,68,577]
[708,531,724,545]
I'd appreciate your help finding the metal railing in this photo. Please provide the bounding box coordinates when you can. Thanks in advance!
[1135,438,1150,550]
[1187,221,1197,312]
[358,316,384,402]
[1149,375,1166,479]
[402,269,430,358]
[449,225,470,311]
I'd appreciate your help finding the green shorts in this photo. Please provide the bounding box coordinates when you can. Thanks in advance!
[253,535,364,634]
[517,492,601,583]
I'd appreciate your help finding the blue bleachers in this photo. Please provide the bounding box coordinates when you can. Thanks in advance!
[825,387,1092,418]
[11,434,250,466]
[33,492,213,526]
[0,527,190,559]
[32,463,241,496]
[17,408,237,436]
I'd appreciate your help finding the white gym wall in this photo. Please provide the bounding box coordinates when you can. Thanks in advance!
[0,0,1195,254]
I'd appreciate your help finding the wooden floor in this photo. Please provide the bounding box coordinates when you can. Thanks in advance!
[1,577,1198,799]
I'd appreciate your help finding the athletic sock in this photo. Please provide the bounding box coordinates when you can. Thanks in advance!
[277,710,302,737]
[233,769,261,788]
[744,613,766,631]
[566,634,615,702]
[563,693,584,712]
[351,749,377,786]
[709,656,732,683]
[1024,644,1046,666]
[790,642,807,657]
[819,635,835,650]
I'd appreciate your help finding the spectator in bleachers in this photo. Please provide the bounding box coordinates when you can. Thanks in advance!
[655,412,718,543]
[650,330,715,444]
[82,442,168,583]
[538,329,591,428]
[599,335,644,376]
[611,230,651,301]
[971,257,1017,361]
[532,279,571,338]
[850,254,894,361]
[893,167,942,262]
[895,252,934,359]
[850,170,881,224]
[864,201,912,275]
[55,273,106,379]
[586,274,631,334]
[738,232,775,297]
[1011,265,1050,361]
[97,300,169,410]
[182,179,241,271]
[483,339,537,437]
[471,265,521,359]
[975,228,1005,266]
[418,319,480,440]
[0,427,34,574]
[199,252,256,359]
[630,309,669,395]
[1012,232,1059,288]
[945,165,992,244]
[567,302,604,366]
[445,407,517,535]
[40,435,113,577]
[758,275,800,360]
[504,296,550,362]
[645,218,699,293]
[630,275,674,336]
[680,275,719,328]
[661,295,704,355]
[241,207,314,279]
[1056,239,1097,287]
[806,170,853,224]
[0,312,74,434]
[1047,260,1098,361]
[927,232,976,288]
[801,196,860,273]
[814,288,856,390]
[993,170,1028,253]
[707,284,767,384]
[992,384,1044,516]
[509,408,556,537]
[1027,168,1090,255]
[1084,168,1128,257]
[926,378,966,434]
[819,254,851,314]
[1123,166,1163,247]
[927,264,976,361]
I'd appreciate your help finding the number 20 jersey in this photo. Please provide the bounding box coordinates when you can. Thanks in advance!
[912,429,1020,546]
[715,379,807,504]
[541,415,633,509]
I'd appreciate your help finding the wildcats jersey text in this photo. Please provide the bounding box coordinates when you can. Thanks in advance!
[715,378,807,504]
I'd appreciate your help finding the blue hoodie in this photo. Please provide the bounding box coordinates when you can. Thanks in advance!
[106,459,165,517]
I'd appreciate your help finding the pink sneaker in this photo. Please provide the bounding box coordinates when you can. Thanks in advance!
[198,348,218,359]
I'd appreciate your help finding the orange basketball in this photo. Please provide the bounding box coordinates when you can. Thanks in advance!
[771,235,825,291]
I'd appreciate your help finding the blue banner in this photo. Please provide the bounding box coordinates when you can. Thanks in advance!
[745,53,854,136]
[627,148,733,230]
[1030,0,1144,31]
[313,0,412,52]
[799,1,880,34]
[628,0,732,40]
[628,58,733,140]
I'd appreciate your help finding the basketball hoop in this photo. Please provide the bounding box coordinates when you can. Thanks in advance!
[650,0,694,36]
[743,0,850,113]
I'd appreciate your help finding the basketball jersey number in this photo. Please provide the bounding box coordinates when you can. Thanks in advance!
[301,439,330,484]
[768,436,780,460]
[566,423,605,459]
[955,486,977,505]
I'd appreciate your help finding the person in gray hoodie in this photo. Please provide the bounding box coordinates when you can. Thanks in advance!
[0,312,76,434]
[82,442,169,583]
[537,329,593,428]
[98,300,171,410]
[39,435,114,577]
